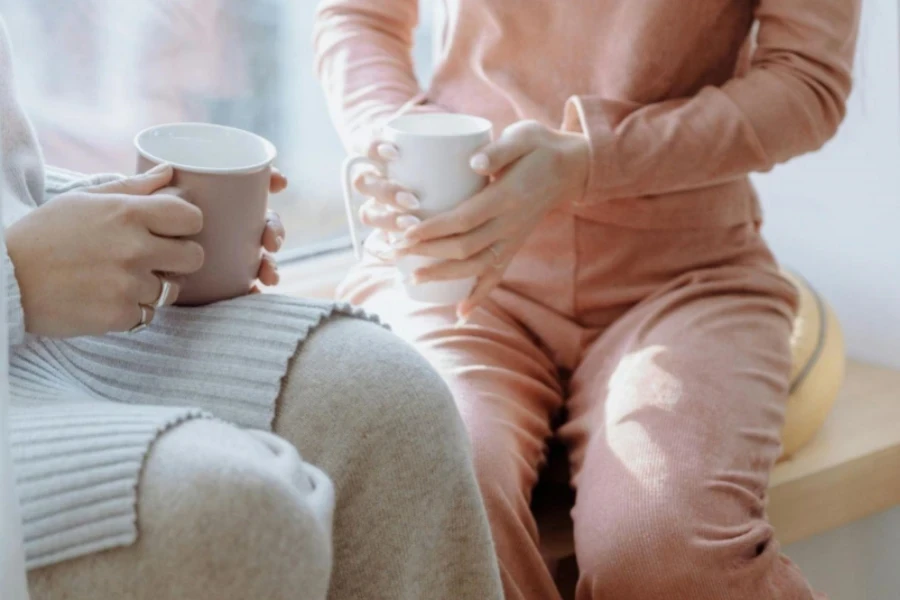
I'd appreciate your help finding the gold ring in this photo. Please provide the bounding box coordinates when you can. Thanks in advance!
[128,304,155,334]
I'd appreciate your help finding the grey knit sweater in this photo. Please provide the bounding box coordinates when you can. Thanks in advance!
[0,21,373,569]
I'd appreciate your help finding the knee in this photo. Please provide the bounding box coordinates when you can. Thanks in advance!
[284,317,470,470]
[575,490,775,598]
[140,421,332,600]
[577,496,692,593]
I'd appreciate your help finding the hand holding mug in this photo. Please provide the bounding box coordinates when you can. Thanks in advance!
[342,113,493,305]
[350,138,422,243]
[6,165,204,338]
[135,123,278,305]
[397,120,590,320]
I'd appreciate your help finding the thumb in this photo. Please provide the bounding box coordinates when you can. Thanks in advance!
[87,163,173,196]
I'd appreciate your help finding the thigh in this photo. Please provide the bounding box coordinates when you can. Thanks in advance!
[337,262,565,498]
[562,265,798,572]
[273,316,505,600]
[27,420,333,600]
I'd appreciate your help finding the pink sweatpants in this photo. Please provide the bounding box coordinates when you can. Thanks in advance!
[338,209,819,600]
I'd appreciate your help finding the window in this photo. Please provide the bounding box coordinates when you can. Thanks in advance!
[1,0,436,258]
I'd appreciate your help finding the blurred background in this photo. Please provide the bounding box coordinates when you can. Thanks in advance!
[0,0,437,256]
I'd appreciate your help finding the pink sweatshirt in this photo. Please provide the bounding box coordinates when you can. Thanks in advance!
[314,0,860,229]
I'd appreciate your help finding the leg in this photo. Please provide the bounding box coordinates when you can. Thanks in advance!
[331,266,566,600]
[562,266,816,599]
[27,420,333,600]
[274,316,508,600]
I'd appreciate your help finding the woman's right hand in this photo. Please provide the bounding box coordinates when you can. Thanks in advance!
[5,164,205,338]
[352,138,422,254]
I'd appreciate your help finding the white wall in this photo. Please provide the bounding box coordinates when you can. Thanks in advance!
[772,1,900,597]
[753,0,900,370]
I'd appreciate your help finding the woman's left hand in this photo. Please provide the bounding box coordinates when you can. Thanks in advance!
[257,169,289,288]
[397,120,590,319]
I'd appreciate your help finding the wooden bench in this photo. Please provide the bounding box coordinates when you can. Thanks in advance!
[769,360,900,545]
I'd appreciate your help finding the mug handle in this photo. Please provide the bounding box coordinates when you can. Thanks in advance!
[341,155,384,259]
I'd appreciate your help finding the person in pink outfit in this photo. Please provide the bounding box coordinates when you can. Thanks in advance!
[314,1,860,598]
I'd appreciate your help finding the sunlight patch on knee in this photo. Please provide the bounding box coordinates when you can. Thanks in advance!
[604,345,682,495]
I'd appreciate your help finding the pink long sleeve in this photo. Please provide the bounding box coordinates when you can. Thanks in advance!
[313,0,433,152]
[561,0,861,204]
[314,0,861,228]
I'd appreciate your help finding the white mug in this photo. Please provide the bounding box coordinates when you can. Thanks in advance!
[342,113,492,305]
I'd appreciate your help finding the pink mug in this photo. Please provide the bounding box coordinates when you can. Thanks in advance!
[134,123,277,306]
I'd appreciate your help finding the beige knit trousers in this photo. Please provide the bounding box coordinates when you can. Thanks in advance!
[25,317,503,600]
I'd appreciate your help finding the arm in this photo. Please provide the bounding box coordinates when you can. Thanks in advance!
[561,0,861,203]
[313,0,438,151]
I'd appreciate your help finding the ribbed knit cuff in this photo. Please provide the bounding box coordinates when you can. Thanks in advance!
[4,246,25,346]
[44,166,125,202]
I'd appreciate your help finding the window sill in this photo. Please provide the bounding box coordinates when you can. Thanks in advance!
[274,247,357,300]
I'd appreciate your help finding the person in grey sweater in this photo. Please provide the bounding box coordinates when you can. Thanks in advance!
[0,18,502,600]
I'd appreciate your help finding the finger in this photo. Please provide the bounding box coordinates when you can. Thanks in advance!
[269,169,288,194]
[458,269,505,321]
[257,253,280,287]
[262,211,285,252]
[353,172,419,211]
[362,231,399,262]
[365,139,400,162]
[132,195,204,237]
[400,218,502,261]
[469,120,544,176]
[404,185,507,243]
[359,201,420,234]
[410,244,503,284]
[89,163,174,195]
[145,238,205,275]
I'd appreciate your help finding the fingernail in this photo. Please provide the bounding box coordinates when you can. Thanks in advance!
[395,215,421,231]
[387,232,407,248]
[274,236,284,251]
[470,153,490,171]
[455,315,469,328]
[362,173,379,186]
[377,143,399,160]
[395,191,420,210]
[265,254,278,269]
[391,236,414,250]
